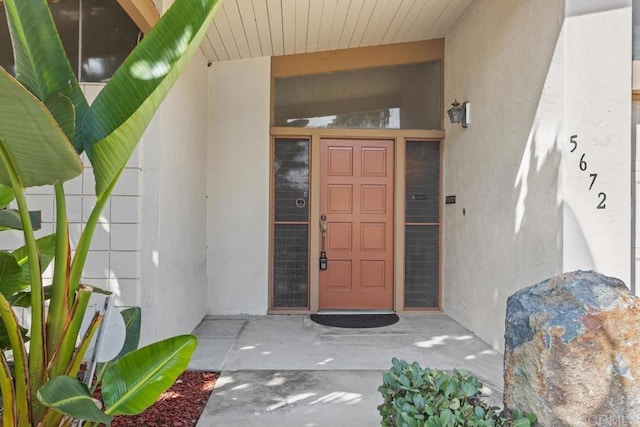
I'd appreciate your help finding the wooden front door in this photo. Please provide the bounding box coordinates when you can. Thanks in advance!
[319,139,394,309]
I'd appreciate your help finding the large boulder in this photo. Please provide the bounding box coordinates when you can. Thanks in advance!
[504,270,640,426]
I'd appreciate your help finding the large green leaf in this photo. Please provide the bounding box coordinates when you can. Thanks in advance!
[102,335,197,415]
[0,184,14,208]
[3,0,88,151]
[9,285,53,307]
[0,251,21,297]
[0,68,83,188]
[0,209,41,231]
[12,234,56,287]
[115,307,141,359]
[80,0,221,197]
[96,307,142,384]
[37,376,113,424]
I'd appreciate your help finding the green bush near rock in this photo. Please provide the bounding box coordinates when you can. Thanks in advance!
[378,358,536,427]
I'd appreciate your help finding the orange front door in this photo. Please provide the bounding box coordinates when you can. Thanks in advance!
[320,139,394,310]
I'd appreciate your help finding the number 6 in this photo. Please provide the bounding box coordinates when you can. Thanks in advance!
[579,154,587,171]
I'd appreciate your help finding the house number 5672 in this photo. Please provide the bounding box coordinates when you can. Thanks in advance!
[570,134,606,209]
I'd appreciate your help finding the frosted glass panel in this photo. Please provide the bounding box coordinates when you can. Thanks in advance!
[274,62,441,130]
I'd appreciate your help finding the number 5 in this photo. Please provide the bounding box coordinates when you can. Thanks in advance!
[570,135,577,153]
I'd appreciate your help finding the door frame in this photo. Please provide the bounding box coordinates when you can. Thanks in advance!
[268,127,444,314]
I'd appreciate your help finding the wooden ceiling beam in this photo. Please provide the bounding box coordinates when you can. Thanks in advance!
[116,0,160,34]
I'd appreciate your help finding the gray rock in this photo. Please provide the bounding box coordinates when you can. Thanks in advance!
[503,270,640,427]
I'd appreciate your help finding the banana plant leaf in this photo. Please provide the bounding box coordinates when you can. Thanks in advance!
[0,209,41,231]
[3,0,88,150]
[95,307,142,385]
[80,0,221,197]
[0,67,83,188]
[11,234,56,287]
[113,307,141,359]
[0,251,22,297]
[0,184,14,208]
[37,376,113,424]
[9,285,53,307]
[102,335,197,415]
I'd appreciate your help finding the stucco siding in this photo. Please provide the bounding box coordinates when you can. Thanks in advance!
[443,0,631,351]
[140,50,210,344]
[562,1,632,282]
[207,56,271,314]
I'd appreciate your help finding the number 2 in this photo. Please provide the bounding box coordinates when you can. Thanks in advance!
[570,135,578,153]
[597,192,606,209]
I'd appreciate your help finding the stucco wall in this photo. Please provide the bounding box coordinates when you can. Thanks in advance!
[207,57,271,314]
[444,0,631,350]
[562,1,631,282]
[140,50,210,344]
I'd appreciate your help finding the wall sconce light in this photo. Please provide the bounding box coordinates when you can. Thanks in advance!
[447,99,471,128]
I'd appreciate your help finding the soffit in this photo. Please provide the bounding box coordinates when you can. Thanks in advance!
[201,0,474,63]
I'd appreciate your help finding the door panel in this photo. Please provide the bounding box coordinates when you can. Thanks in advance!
[320,139,394,309]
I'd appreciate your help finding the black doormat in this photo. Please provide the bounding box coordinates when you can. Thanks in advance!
[310,313,399,328]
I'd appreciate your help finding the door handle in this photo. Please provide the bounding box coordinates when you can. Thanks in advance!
[320,215,328,270]
[320,214,328,233]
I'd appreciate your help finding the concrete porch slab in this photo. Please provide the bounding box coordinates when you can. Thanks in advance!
[192,318,246,338]
[196,370,384,427]
[192,315,504,426]
[188,338,236,371]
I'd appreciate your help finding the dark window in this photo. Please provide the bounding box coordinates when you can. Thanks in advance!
[274,62,441,130]
[0,0,140,82]
[404,141,440,308]
[272,138,310,308]
[273,224,309,308]
[81,0,141,82]
[405,225,439,308]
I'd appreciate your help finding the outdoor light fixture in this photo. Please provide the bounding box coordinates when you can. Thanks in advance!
[447,99,471,128]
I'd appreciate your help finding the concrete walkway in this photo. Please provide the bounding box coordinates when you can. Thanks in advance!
[190,314,504,426]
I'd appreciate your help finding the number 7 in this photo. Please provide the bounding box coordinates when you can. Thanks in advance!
[589,173,597,191]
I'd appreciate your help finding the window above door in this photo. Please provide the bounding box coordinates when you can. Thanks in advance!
[274,61,441,130]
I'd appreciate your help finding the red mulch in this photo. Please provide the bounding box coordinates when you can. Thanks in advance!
[95,371,218,427]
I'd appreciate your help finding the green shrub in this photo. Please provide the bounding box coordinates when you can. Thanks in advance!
[378,358,536,427]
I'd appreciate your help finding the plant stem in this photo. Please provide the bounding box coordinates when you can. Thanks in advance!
[0,351,16,426]
[47,182,71,360]
[0,293,31,426]
[12,184,47,422]
[47,286,93,378]
[0,139,45,423]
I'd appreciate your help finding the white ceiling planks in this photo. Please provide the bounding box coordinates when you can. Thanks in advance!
[266,0,285,55]
[316,0,339,52]
[207,23,230,61]
[200,0,475,63]
[360,0,396,47]
[306,0,324,52]
[214,6,242,59]
[235,0,263,56]
[348,0,378,48]
[281,0,297,54]
[380,0,418,45]
[294,0,310,53]
[337,0,364,50]
[251,0,273,56]
[429,0,473,40]
[327,0,351,51]
[222,1,253,57]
